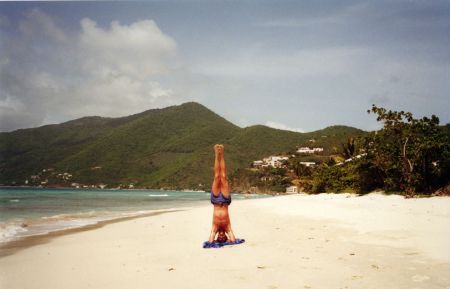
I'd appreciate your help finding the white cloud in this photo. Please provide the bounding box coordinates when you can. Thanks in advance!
[265,121,304,133]
[0,9,182,131]
[79,18,177,79]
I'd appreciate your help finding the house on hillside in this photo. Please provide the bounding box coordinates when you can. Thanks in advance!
[297,147,324,154]
[263,156,289,168]
[300,161,316,167]
[253,156,289,169]
[286,185,298,194]
[252,160,265,169]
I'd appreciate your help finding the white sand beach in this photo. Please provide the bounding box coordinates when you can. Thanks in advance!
[1,193,449,289]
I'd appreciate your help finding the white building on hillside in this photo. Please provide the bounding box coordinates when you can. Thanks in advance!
[300,161,316,167]
[297,147,324,154]
[263,156,289,168]
[286,186,298,194]
[252,160,264,168]
[253,156,289,169]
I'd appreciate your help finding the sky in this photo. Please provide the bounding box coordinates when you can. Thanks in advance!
[0,1,449,132]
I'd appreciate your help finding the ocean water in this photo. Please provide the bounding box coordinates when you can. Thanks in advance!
[0,187,267,243]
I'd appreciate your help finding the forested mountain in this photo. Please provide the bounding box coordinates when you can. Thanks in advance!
[0,102,365,189]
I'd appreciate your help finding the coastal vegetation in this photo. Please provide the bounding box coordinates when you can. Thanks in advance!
[235,105,449,196]
[310,105,450,196]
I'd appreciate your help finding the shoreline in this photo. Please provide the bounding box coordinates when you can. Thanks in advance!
[0,188,269,247]
[0,208,185,258]
[2,184,449,197]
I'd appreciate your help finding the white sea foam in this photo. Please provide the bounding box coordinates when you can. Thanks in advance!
[41,211,98,220]
[9,199,20,202]
[0,224,28,243]
[119,207,184,218]
[148,194,169,197]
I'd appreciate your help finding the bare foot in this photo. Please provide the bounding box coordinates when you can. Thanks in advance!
[214,144,224,156]
[214,144,221,155]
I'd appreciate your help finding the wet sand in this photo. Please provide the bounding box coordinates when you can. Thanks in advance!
[0,209,181,258]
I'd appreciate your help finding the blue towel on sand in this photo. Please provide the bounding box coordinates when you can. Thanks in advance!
[203,239,245,248]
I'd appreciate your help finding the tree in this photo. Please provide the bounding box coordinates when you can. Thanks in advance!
[364,105,449,195]
[288,158,312,178]
[342,137,356,159]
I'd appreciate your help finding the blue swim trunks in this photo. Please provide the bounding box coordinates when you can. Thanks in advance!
[210,191,232,205]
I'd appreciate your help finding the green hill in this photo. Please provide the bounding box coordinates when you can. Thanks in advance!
[0,102,365,190]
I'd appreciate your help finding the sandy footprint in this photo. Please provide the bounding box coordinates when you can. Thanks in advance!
[351,275,363,280]
[411,275,430,282]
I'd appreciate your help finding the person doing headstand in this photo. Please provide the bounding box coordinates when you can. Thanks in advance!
[208,144,237,243]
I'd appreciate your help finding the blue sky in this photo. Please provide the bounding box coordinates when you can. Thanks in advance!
[1,1,449,132]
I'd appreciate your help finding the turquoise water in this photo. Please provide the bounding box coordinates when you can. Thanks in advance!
[0,187,267,243]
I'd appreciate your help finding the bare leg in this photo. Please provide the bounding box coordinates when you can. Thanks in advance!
[218,145,230,197]
[211,145,222,196]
